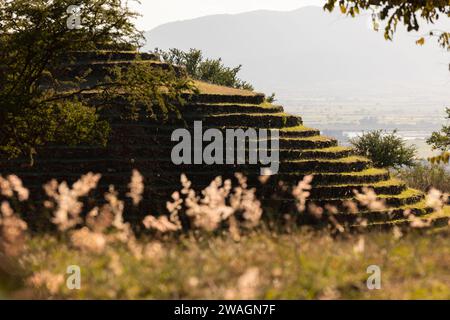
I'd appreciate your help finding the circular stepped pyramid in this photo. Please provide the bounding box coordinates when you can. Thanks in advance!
[165,86,434,226]
[2,51,448,229]
[171,92,450,229]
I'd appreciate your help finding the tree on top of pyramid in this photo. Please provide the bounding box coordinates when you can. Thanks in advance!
[0,0,194,163]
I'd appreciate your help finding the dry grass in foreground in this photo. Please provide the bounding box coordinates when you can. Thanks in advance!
[1,223,449,299]
[1,171,449,300]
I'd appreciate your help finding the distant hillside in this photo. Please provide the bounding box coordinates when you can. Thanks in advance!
[144,6,450,101]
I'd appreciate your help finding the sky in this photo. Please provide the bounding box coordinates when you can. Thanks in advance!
[129,0,322,31]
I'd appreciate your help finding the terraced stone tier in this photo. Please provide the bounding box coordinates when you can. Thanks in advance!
[183,81,265,104]
[69,51,157,63]
[286,156,370,171]
[188,125,321,138]
[55,59,186,87]
[336,201,435,225]
[309,179,407,199]
[25,144,354,162]
[200,112,302,128]
[308,189,425,208]
[129,156,371,176]
[137,168,391,188]
[180,102,284,115]
[279,125,321,138]
[256,168,390,185]
[362,206,450,230]
[278,136,337,149]
[279,146,354,159]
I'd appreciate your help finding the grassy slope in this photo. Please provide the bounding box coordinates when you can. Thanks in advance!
[2,210,449,300]
[194,80,260,96]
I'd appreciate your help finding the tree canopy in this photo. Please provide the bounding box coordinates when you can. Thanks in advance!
[427,108,450,164]
[0,0,194,162]
[350,130,417,168]
[324,0,450,50]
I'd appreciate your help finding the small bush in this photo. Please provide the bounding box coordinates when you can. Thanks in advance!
[265,93,277,103]
[154,48,254,91]
[427,107,450,152]
[395,162,450,193]
[350,130,417,169]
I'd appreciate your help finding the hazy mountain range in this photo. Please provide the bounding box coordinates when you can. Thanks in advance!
[144,6,449,104]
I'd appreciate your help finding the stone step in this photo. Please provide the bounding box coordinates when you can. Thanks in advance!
[361,205,450,230]
[289,200,432,226]
[201,112,302,128]
[281,156,371,173]
[1,166,386,191]
[169,125,321,138]
[182,92,266,104]
[2,137,351,163]
[332,201,433,225]
[145,167,390,187]
[2,156,370,174]
[311,188,424,207]
[279,125,321,138]
[15,144,352,162]
[306,179,406,199]
[109,124,322,140]
[185,81,265,104]
[259,188,422,207]
[105,134,337,151]
[70,51,157,63]
[280,146,354,159]
[260,168,390,185]
[278,136,337,149]
[56,60,181,83]
[132,156,369,174]
[180,102,284,115]
[76,80,266,105]
[148,159,369,175]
